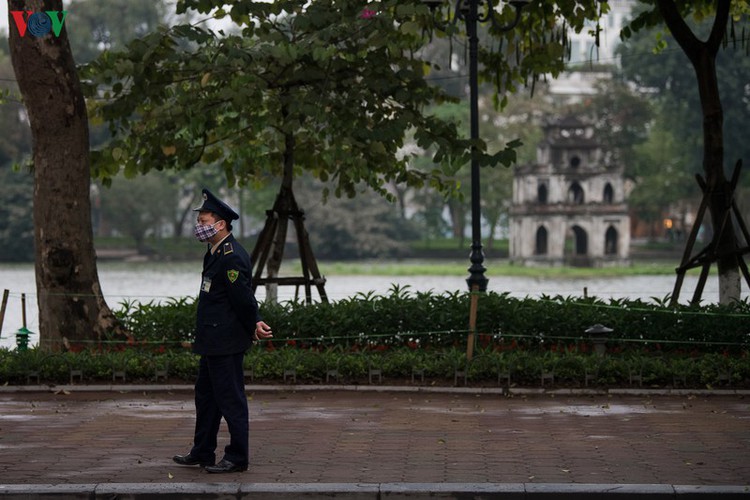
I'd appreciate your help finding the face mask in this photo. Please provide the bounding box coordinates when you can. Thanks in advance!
[194,221,219,242]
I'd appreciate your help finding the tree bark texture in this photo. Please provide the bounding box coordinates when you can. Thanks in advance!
[657,0,740,303]
[8,0,126,350]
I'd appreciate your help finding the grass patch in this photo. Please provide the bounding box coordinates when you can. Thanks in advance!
[92,236,680,279]
[312,260,676,278]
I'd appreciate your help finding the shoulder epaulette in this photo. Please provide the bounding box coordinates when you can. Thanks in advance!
[223,241,234,255]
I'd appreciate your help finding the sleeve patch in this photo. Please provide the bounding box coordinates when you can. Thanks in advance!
[227,269,239,283]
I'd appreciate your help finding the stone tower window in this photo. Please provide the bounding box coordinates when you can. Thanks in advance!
[603,183,614,204]
[571,225,588,255]
[568,182,584,204]
[535,226,548,255]
[570,155,581,168]
[537,183,548,204]
[605,226,618,255]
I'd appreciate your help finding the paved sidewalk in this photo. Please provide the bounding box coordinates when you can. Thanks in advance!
[0,386,749,498]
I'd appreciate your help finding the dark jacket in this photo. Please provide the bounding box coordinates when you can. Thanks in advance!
[194,234,261,356]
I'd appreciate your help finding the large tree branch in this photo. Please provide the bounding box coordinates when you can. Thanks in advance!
[656,0,731,63]
[706,0,731,55]
[655,0,701,64]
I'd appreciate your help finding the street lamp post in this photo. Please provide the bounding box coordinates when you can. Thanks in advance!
[424,0,528,360]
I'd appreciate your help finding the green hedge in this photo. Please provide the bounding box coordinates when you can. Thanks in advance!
[0,346,747,388]
[0,348,199,384]
[113,287,750,354]
[2,289,748,388]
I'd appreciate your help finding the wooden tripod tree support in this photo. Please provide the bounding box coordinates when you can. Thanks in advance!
[250,185,328,304]
[671,159,750,306]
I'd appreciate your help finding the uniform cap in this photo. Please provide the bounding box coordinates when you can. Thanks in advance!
[193,189,239,221]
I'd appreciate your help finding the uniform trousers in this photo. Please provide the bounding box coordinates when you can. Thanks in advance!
[190,352,249,466]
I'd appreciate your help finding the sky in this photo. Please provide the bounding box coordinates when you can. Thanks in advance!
[1,3,8,33]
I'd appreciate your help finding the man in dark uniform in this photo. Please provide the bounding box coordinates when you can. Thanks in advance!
[173,189,273,474]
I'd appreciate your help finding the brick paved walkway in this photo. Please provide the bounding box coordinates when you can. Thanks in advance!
[0,388,748,488]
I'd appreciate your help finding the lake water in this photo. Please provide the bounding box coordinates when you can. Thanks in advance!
[0,261,742,349]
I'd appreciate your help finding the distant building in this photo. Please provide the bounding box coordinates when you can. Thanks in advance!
[567,0,636,67]
[509,115,630,267]
[548,0,637,105]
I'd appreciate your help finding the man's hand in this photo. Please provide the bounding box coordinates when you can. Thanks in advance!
[253,321,273,340]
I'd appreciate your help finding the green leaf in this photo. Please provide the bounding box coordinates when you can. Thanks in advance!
[123,161,138,179]
[399,21,420,36]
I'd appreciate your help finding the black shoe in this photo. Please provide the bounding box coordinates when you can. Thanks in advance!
[172,453,215,467]
[205,459,248,473]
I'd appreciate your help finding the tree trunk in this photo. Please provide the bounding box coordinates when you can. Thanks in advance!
[8,0,127,350]
[264,130,295,304]
[657,0,740,304]
[173,192,195,240]
[485,214,499,254]
[447,198,466,248]
[391,182,408,220]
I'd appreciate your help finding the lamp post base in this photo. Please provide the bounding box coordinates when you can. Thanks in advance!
[466,242,487,361]
[466,241,488,292]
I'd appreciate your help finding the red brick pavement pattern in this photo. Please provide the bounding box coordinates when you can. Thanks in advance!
[0,390,748,486]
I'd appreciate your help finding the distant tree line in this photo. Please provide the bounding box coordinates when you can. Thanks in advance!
[2,1,749,264]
